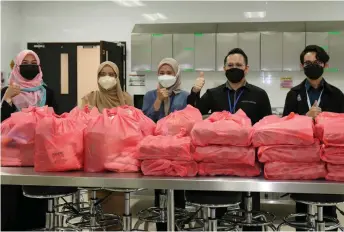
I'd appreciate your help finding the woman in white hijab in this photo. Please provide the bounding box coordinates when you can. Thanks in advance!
[142,58,189,122]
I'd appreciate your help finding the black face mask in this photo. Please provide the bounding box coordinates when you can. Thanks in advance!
[304,64,324,80]
[19,65,39,80]
[225,68,245,83]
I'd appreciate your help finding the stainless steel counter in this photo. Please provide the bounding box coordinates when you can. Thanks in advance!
[2,167,344,194]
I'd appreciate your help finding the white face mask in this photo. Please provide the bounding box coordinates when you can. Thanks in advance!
[158,75,177,88]
[98,75,117,90]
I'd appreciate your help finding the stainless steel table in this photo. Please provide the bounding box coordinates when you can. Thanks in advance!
[2,167,344,231]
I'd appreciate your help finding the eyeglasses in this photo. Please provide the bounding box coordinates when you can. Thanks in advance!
[226,63,245,69]
[303,60,324,67]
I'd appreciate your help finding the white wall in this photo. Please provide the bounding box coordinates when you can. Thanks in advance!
[2,1,344,107]
[1,1,23,85]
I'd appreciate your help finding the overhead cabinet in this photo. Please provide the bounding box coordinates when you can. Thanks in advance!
[238,32,261,71]
[131,34,152,72]
[216,33,238,71]
[173,34,195,71]
[283,32,305,71]
[195,33,216,71]
[261,32,283,71]
[151,34,173,71]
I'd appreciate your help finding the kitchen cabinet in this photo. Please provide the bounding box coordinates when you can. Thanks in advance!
[151,34,173,71]
[173,34,195,71]
[306,32,329,52]
[283,32,305,71]
[261,32,283,71]
[238,32,260,71]
[216,33,238,71]
[195,33,216,71]
[328,32,344,72]
[131,34,152,72]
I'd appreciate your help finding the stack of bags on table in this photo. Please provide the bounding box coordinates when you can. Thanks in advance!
[84,105,155,173]
[1,106,55,167]
[1,105,98,171]
[315,112,344,181]
[1,104,156,174]
[252,113,326,180]
[191,110,260,177]
[136,105,201,177]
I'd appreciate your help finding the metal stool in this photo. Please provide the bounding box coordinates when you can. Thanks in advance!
[181,190,242,231]
[22,186,78,231]
[104,188,146,231]
[134,190,188,231]
[278,194,344,232]
[66,188,122,231]
[222,192,276,231]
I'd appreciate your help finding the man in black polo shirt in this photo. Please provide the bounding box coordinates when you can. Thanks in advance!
[187,48,272,231]
[283,45,344,226]
[188,48,272,124]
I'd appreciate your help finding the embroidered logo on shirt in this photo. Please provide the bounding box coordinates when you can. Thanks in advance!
[297,94,301,101]
[241,100,256,104]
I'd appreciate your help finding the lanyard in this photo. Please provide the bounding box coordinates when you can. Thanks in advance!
[227,89,244,114]
[306,89,324,109]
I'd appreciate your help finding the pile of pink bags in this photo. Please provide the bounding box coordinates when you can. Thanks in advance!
[253,113,326,180]
[1,106,54,167]
[315,112,344,181]
[191,110,260,177]
[137,105,201,177]
[84,106,155,173]
[1,105,157,173]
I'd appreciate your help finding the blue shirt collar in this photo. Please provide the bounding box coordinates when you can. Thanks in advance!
[305,78,324,91]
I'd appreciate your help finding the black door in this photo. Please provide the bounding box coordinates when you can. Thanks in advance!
[100,41,126,91]
[28,42,98,114]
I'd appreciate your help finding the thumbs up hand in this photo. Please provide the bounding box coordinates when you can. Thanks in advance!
[192,72,205,93]
[306,100,322,118]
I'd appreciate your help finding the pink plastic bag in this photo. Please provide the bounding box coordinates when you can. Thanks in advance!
[252,113,315,147]
[198,162,261,177]
[35,114,85,172]
[69,105,100,125]
[315,112,344,141]
[321,145,344,164]
[264,162,327,180]
[191,110,252,146]
[104,147,141,173]
[119,105,156,136]
[258,142,321,163]
[84,107,144,172]
[141,159,198,177]
[193,146,255,166]
[1,106,54,167]
[326,164,344,182]
[137,135,192,161]
[155,105,202,136]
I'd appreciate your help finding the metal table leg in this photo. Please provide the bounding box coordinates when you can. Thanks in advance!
[167,189,175,232]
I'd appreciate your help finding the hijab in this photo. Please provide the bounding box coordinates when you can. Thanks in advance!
[157,58,181,116]
[9,50,46,111]
[83,61,132,112]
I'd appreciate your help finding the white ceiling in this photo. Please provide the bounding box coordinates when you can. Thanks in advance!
[16,1,344,24]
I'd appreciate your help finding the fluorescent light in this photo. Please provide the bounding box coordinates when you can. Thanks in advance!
[142,13,167,21]
[113,0,145,7]
[244,11,266,19]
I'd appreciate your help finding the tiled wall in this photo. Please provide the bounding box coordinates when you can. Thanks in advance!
[130,71,344,109]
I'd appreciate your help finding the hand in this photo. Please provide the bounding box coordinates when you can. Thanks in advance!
[192,72,205,93]
[306,100,322,118]
[157,85,169,101]
[3,83,20,100]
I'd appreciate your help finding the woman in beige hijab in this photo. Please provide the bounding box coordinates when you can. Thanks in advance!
[82,61,132,111]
